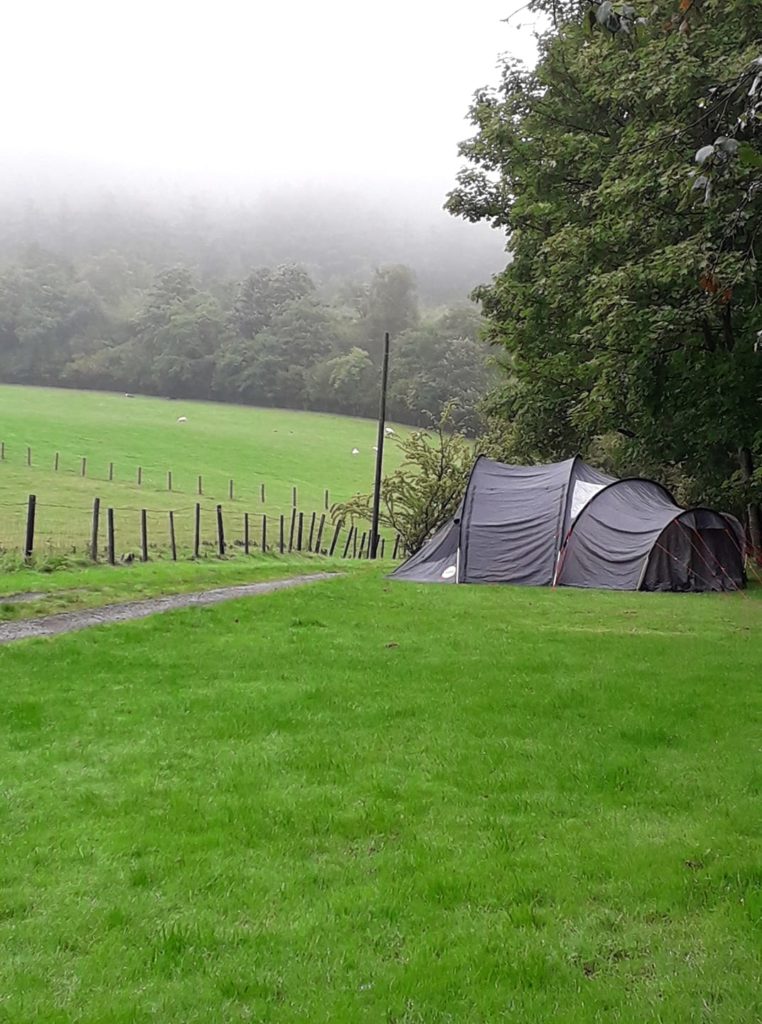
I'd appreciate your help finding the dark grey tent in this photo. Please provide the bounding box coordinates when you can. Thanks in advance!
[392,455,746,592]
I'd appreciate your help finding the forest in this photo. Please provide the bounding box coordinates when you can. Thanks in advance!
[0,191,499,432]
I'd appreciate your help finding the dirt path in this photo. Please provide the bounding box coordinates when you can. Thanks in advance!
[0,573,339,646]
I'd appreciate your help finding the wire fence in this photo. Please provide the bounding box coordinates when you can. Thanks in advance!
[0,495,403,564]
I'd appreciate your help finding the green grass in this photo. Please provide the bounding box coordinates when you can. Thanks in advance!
[0,384,408,555]
[1,574,761,1022]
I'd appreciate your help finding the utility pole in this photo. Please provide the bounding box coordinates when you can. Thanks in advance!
[370,331,391,559]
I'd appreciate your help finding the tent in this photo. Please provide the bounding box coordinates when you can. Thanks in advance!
[391,455,746,592]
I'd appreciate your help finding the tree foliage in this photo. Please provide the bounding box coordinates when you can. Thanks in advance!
[447,0,762,543]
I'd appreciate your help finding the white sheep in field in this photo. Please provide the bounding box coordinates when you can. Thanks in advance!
[385,427,395,436]
[352,448,360,455]
[177,416,187,423]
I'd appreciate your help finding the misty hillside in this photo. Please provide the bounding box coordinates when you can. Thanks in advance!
[0,190,504,432]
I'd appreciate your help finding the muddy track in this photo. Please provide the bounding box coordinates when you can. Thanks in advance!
[0,573,340,645]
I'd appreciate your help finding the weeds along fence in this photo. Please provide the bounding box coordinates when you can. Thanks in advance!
[0,495,404,564]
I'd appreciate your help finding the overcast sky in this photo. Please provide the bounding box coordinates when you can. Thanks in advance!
[2,0,540,202]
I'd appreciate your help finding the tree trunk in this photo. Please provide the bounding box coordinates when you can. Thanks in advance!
[739,447,762,560]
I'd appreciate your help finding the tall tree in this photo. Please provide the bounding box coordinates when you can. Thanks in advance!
[447,0,762,549]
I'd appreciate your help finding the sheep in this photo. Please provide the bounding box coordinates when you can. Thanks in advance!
[177,416,188,423]
[384,427,395,436]
[352,448,360,455]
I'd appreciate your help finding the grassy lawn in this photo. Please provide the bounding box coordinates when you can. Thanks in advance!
[1,574,761,1022]
[0,384,409,555]
[0,554,354,622]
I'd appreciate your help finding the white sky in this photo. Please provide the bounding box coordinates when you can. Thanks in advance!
[2,0,540,201]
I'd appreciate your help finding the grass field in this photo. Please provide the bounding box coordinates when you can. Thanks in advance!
[0,385,409,557]
[2,573,761,1022]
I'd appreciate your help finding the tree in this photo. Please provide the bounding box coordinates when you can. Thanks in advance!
[447,0,762,551]
[332,406,473,554]
[356,265,420,358]
[232,264,315,340]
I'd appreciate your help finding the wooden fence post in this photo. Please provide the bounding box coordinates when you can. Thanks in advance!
[244,512,250,555]
[261,513,267,552]
[308,511,316,552]
[315,513,326,554]
[109,461,114,482]
[297,512,304,551]
[352,528,358,558]
[358,532,367,558]
[329,522,342,557]
[229,479,234,501]
[107,507,115,565]
[279,514,285,554]
[324,488,329,511]
[167,470,172,492]
[392,535,401,560]
[90,497,100,562]
[141,509,149,562]
[380,537,385,559]
[0,441,4,460]
[193,503,201,558]
[292,486,297,507]
[24,494,36,560]
[169,511,177,561]
[197,475,203,496]
[26,446,31,467]
[216,504,225,556]
[342,525,354,559]
[81,456,87,478]
[137,466,142,486]
[288,508,296,552]
[260,483,265,503]
[54,451,59,471]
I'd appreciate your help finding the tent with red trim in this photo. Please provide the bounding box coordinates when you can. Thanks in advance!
[391,456,746,592]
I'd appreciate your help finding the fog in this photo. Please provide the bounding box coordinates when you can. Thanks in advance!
[2,0,538,201]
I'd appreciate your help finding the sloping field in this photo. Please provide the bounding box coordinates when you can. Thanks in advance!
[1,573,760,1022]
[0,385,408,557]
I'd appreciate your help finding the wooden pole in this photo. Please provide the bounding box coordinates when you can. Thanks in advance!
[342,525,354,559]
[279,514,285,554]
[288,508,296,552]
[141,509,149,562]
[324,488,329,510]
[81,456,87,477]
[393,534,401,560]
[261,513,267,552]
[108,461,114,482]
[329,522,342,557]
[292,486,297,507]
[308,511,316,552]
[167,470,172,492]
[107,507,115,565]
[297,512,304,551]
[198,475,203,496]
[244,512,250,554]
[260,483,265,503]
[137,466,142,486]
[193,503,201,558]
[229,479,234,501]
[54,451,59,471]
[26,446,31,467]
[380,537,385,559]
[315,513,326,554]
[24,494,36,560]
[370,330,391,559]
[0,441,4,460]
[169,511,177,561]
[216,504,225,556]
[358,531,367,558]
[90,497,100,562]
[352,528,358,558]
